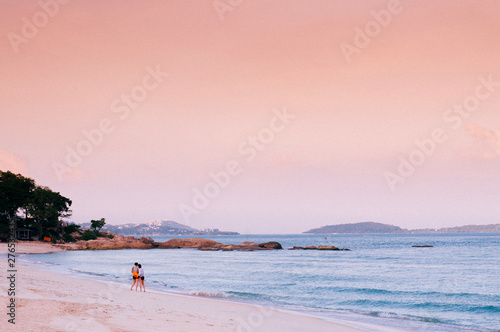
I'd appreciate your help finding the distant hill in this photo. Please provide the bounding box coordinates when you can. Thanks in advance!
[79,219,239,236]
[304,222,500,234]
[305,222,405,234]
[409,223,500,234]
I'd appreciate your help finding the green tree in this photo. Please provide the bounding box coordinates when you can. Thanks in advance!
[90,218,106,234]
[26,186,72,238]
[0,171,35,238]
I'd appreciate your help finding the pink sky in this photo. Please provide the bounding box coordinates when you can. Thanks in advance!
[1,0,499,233]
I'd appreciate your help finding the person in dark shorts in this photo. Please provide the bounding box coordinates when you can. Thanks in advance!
[138,264,145,292]
[130,262,139,291]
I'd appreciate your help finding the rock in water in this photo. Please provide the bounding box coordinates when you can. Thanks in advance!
[259,241,283,249]
[317,245,340,250]
[287,245,350,251]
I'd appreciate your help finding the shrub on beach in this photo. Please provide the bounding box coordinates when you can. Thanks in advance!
[62,233,76,243]
[81,230,97,241]
[64,223,81,234]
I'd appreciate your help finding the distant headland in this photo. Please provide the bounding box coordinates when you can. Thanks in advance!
[79,219,239,236]
[304,221,500,234]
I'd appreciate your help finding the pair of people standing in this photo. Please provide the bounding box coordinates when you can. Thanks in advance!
[131,262,145,292]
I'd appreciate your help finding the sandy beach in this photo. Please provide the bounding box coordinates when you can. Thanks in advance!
[0,242,409,332]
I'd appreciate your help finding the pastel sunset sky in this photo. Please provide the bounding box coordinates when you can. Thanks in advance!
[1,0,499,233]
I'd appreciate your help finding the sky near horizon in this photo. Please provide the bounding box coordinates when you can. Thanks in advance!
[1,0,500,234]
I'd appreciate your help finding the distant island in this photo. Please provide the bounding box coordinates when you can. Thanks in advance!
[79,219,239,236]
[304,222,500,234]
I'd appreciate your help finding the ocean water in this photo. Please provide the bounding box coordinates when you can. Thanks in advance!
[20,234,500,331]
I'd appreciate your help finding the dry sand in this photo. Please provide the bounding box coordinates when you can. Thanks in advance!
[0,242,410,331]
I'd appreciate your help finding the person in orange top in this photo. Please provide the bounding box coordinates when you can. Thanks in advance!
[130,262,139,291]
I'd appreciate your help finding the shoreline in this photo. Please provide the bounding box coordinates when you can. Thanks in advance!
[16,257,412,332]
[0,242,415,331]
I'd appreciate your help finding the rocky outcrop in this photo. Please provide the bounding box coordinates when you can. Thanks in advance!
[59,235,158,250]
[156,239,284,251]
[217,241,281,251]
[57,235,285,251]
[59,235,349,252]
[157,238,222,249]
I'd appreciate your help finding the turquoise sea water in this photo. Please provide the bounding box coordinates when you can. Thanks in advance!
[20,234,500,331]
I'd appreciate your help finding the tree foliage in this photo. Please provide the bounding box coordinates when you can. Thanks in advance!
[0,171,36,235]
[90,218,106,234]
[0,171,72,241]
[26,186,72,236]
